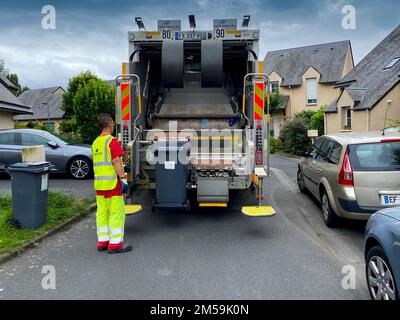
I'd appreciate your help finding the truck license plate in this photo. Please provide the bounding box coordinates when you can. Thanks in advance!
[175,32,207,40]
[382,195,400,206]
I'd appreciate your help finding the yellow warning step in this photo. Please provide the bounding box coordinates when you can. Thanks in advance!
[125,205,142,216]
[241,206,276,217]
[199,203,227,208]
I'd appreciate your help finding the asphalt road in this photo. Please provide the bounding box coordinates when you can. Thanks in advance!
[0,155,369,299]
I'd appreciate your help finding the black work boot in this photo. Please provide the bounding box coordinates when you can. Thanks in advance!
[108,243,133,254]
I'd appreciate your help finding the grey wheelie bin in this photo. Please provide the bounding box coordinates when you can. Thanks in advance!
[8,162,52,229]
[154,142,189,209]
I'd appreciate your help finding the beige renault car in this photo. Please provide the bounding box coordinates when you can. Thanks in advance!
[297,132,400,227]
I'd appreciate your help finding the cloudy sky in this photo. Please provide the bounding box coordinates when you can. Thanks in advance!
[0,0,399,89]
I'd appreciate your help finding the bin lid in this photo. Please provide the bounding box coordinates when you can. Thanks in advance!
[8,161,51,173]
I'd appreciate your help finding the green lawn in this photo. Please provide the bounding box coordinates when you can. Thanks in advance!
[0,193,93,255]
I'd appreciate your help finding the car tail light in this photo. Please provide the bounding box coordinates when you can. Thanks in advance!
[380,138,400,143]
[338,150,353,186]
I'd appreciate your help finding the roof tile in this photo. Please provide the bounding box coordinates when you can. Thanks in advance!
[336,24,400,111]
[14,87,65,120]
[264,41,351,87]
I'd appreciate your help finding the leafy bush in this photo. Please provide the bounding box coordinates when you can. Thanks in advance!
[294,110,315,125]
[269,135,279,154]
[59,118,78,135]
[55,131,82,144]
[389,120,400,131]
[15,121,50,132]
[280,118,311,156]
[279,106,326,155]
[310,106,326,136]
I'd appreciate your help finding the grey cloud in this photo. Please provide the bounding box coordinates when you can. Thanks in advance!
[0,0,398,89]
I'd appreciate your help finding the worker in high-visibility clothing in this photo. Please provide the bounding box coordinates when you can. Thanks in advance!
[92,114,132,254]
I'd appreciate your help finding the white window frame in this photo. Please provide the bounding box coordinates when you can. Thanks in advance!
[342,106,352,129]
[306,78,317,105]
[270,81,279,93]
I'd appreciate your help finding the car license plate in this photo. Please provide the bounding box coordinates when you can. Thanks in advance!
[382,195,400,205]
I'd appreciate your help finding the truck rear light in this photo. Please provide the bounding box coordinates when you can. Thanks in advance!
[338,150,353,186]
[255,150,263,165]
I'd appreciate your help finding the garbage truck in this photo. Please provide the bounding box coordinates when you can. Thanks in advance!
[115,16,275,216]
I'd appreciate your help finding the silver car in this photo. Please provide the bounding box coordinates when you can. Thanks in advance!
[297,132,400,227]
[0,129,93,179]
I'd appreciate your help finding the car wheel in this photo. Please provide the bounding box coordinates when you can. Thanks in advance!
[297,169,307,193]
[366,246,398,300]
[321,190,339,228]
[68,157,92,180]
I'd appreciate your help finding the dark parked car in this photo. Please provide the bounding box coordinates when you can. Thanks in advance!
[0,129,93,179]
[365,207,400,300]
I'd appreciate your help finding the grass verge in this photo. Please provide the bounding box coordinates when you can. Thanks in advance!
[0,192,93,255]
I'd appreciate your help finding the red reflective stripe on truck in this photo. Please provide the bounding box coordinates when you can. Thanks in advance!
[120,82,131,121]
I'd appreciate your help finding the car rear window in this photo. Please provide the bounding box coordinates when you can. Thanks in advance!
[348,142,400,171]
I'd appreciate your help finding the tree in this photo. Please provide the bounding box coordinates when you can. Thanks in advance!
[0,59,8,76]
[6,73,29,96]
[73,78,115,144]
[62,71,98,118]
[0,60,29,96]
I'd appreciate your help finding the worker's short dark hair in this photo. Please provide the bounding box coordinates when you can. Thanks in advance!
[97,114,113,129]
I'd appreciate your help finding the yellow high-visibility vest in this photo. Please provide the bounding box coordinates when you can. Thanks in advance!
[92,135,118,191]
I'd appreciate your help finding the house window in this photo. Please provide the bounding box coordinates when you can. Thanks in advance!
[383,57,400,70]
[342,107,351,129]
[306,78,317,105]
[270,82,279,93]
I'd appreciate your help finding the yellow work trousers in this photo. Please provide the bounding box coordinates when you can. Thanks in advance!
[96,195,125,245]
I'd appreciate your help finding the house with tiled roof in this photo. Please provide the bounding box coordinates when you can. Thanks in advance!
[264,41,354,137]
[325,25,400,134]
[0,73,31,129]
[14,86,66,132]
